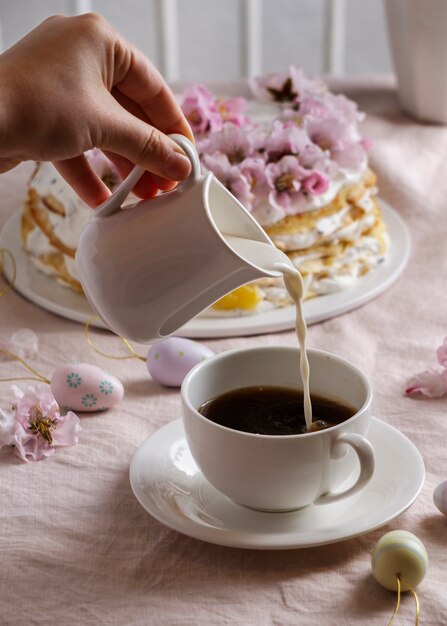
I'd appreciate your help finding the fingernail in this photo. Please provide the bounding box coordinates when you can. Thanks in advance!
[164,152,191,181]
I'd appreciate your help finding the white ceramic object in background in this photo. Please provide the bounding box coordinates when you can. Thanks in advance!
[385,0,447,124]
[76,134,289,344]
[181,346,375,512]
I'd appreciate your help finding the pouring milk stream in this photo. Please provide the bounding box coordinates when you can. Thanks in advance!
[76,135,313,429]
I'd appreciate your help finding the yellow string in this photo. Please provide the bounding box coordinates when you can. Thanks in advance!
[84,317,145,362]
[0,248,16,297]
[409,588,420,626]
[119,336,145,361]
[387,577,421,626]
[388,576,401,626]
[0,348,50,384]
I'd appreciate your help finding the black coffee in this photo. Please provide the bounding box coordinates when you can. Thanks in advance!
[198,386,356,436]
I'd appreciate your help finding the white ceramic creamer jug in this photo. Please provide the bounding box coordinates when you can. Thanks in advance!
[76,134,289,343]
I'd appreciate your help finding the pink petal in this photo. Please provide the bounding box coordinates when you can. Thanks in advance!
[405,369,447,398]
[52,411,83,447]
[436,337,447,367]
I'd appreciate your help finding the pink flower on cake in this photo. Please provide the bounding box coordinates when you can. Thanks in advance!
[306,118,346,153]
[406,337,447,398]
[332,143,367,173]
[181,85,223,134]
[324,92,364,124]
[360,137,373,151]
[202,153,253,210]
[306,118,366,173]
[251,66,323,106]
[199,123,252,164]
[240,157,269,201]
[302,172,330,195]
[266,155,308,211]
[264,121,309,163]
[0,384,82,462]
[299,97,329,119]
[217,96,250,127]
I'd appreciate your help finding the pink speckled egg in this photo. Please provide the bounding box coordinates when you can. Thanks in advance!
[434,480,447,516]
[50,363,124,412]
[146,337,214,387]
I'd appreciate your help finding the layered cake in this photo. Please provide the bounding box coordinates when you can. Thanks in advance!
[21,150,120,292]
[21,67,388,315]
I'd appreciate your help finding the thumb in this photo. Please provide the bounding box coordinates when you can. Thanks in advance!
[97,98,192,181]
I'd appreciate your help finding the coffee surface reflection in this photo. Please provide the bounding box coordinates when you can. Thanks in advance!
[198,386,355,436]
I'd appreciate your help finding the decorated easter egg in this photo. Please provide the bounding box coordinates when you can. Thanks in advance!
[146,337,214,387]
[433,480,447,516]
[50,363,124,412]
[371,530,428,591]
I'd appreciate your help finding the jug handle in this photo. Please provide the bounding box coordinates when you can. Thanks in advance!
[94,134,201,218]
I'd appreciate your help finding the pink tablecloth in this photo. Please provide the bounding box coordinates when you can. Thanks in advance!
[1,77,447,625]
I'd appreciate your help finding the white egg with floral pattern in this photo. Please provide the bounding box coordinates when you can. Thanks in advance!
[50,363,124,412]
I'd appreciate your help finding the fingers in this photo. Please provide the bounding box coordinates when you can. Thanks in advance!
[97,94,192,181]
[112,41,194,142]
[103,151,177,198]
[53,154,111,208]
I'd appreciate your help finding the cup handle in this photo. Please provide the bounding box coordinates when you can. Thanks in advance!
[94,134,201,218]
[314,433,375,506]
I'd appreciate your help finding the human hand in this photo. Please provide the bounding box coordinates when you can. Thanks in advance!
[0,13,194,206]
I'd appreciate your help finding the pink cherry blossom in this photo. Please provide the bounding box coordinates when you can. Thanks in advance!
[180,84,223,134]
[202,153,253,210]
[406,336,447,398]
[360,137,373,151]
[302,172,330,195]
[251,66,323,106]
[324,92,364,124]
[0,329,38,361]
[199,123,252,164]
[437,337,447,368]
[306,118,346,153]
[0,385,82,462]
[239,157,270,207]
[305,118,366,173]
[217,96,250,127]
[298,99,327,120]
[405,369,447,398]
[332,143,367,173]
[264,121,310,162]
[265,155,308,211]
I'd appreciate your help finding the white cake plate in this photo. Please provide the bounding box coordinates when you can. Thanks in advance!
[0,201,410,337]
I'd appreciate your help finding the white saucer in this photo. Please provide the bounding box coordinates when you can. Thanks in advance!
[0,201,410,336]
[129,417,424,550]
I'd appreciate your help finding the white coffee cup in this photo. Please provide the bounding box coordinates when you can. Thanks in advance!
[181,346,375,511]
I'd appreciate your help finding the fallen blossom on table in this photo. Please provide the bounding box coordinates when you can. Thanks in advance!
[0,328,38,361]
[0,384,82,461]
[406,337,447,398]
